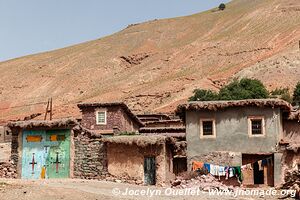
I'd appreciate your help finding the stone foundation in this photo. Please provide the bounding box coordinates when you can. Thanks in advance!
[0,162,17,178]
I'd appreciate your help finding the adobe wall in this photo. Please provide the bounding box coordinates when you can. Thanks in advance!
[107,143,173,186]
[281,119,300,179]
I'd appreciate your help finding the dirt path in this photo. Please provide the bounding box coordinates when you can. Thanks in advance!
[0,179,295,200]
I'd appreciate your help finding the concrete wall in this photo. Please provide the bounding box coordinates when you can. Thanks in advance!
[81,106,140,132]
[186,107,282,185]
[107,143,174,186]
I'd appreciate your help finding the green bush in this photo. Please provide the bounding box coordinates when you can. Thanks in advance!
[219,3,226,11]
[293,82,300,106]
[218,78,269,100]
[189,89,219,101]
[270,87,292,103]
[189,78,269,101]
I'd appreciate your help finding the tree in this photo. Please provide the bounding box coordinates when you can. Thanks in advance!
[218,78,269,100]
[189,89,219,101]
[219,3,226,11]
[189,78,269,101]
[292,82,300,106]
[270,87,292,103]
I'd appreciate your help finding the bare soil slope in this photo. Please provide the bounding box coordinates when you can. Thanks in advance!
[0,0,300,120]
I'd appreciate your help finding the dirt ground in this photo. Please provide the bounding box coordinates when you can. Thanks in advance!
[0,178,296,200]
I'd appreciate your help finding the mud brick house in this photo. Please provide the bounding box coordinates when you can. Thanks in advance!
[176,99,294,187]
[77,101,188,180]
[103,135,176,186]
[137,114,187,175]
[77,102,144,136]
[7,118,107,180]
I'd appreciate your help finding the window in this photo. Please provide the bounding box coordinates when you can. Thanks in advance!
[200,119,216,139]
[248,116,265,137]
[96,110,107,125]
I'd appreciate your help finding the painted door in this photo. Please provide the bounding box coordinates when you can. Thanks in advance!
[144,157,156,185]
[22,130,45,179]
[45,130,70,178]
[22,130,70,179]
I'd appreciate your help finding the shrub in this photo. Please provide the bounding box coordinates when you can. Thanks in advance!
[189,78,269,101]
[219,3,226,11]
[189,89,219,101]
[218,78,269,100]
[270,87,292,103]
[293,82,300,106]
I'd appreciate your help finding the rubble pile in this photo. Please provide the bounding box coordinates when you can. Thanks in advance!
[281,170,300,199]
[0,162,17,178]
[171,173,234,191]
[101,173,144,185]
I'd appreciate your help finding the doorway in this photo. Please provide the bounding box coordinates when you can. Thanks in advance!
[144,157,156,185]
[173,157,187,175]
[253,162,264,184]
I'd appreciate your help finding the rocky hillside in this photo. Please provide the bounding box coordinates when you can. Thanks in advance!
[0,0,300,121]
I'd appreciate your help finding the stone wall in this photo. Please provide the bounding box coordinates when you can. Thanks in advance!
[10,129,19,172]
[0,162,17,178]
[80,106,140,132]
[73,133,107,179]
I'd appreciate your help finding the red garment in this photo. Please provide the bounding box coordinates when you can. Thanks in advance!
[192,161,204,171]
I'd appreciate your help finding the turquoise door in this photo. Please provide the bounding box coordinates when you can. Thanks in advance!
[22,130,45,179]
[22,130,70,179]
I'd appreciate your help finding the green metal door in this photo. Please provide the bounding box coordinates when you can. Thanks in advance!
[22,129,70,179]
[144,157,156,185]
[45,130,70,179]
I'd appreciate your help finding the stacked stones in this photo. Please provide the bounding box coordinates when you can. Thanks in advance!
[0,162,17,178]
[74,133,108,179]
[171,173,234,191]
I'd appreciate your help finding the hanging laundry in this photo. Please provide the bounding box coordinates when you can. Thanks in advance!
[234,166,243,183]
[210,164,220,176]
[209,164,216,175]
[262,159,268,167]
[246,163,253,170]
[219,166,226,176]
[204,163,210,172]
[229,167,234,178]
[225,167,229,179]
[192,161,204,171]
[215,165,220,176]
[258,160,263,171]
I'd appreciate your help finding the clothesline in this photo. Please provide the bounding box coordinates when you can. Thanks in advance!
[192,156,273,169]
[192,156,274,183]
